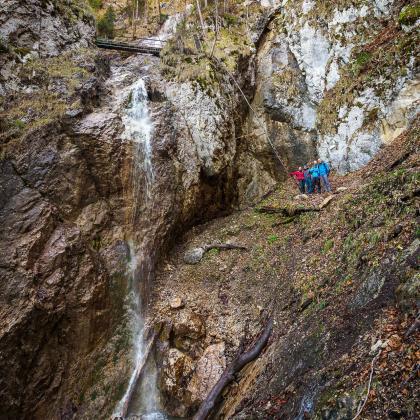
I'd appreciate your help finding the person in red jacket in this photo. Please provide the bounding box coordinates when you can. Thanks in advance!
[289,167,306,194]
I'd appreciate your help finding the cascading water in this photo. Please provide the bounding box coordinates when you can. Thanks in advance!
[124,78,154,224]
[112,78,167,419]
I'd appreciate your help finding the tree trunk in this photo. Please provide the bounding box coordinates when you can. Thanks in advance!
[246,1,249,34]
[145,0,148,23]
[193,318,273,420]
[132,0,135,30]
[215,0,218,33]
[196,0,206,38]
[158,0,161,18]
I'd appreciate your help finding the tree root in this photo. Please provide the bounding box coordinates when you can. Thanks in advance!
[405,315,420,338]
[193,317,273,420]
[351,350,381,420]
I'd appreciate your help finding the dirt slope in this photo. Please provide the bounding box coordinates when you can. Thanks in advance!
[151,115,420,419]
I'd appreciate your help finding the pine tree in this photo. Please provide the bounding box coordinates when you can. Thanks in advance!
[98,5,116,38]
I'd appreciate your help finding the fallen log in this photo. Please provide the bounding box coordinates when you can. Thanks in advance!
[387,151,410,171]
[296,297,313,313]
[259,205,320,216]
[259,206,283,214]
[272,216,296,227]
[281,299,296,311]
[193,317,273,420]
[203,243,248,252]
[121,324,161,417]
[400,187,420,202]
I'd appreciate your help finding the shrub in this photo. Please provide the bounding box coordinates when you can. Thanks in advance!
[207,248,219,258]
[323,239,334,255]
[89,0,103,10]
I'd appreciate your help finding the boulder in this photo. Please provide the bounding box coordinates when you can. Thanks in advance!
[161,348,194,396]
[160,348,195,417]
[170,297,185,309]
[350,268,386,309]
[186,342,226,407]
[173,335,193,352]
[173,309,205,339]
[335,187,348,193]
[184,248,205,264]
[320,195,334,208]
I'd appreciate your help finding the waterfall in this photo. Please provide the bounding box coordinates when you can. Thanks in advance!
[112,79,164,419]
[124,78,154,224]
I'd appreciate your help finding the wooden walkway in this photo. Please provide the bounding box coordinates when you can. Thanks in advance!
[96,37,165,56]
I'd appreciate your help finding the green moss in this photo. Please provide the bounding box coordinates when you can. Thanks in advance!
[93,236,103,251]
[90,390,99,401]
[12,120,26,129]
[14,48,31,58]
[207,248,219,258]
[78,389,86,404]
[356,51,371,66]
[116,382,126,400]
[398,4,420,26]
[0,38,11,53]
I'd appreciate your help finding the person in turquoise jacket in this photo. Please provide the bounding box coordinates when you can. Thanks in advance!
[310,160,321,193]
[318,158,331,192]
[303,165,312,194]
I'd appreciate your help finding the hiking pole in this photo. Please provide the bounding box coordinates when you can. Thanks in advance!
[209,55,300,192]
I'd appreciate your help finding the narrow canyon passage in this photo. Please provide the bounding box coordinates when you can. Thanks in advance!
[1,0,420,419]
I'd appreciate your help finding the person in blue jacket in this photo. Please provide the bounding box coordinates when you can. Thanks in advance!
[310,160,321,194]
[318,158,331,192]
[303,165,312,194]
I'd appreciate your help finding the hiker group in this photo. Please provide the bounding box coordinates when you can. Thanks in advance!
[289,159,331,194]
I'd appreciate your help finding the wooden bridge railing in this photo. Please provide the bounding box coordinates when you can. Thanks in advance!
[96,37,167,56]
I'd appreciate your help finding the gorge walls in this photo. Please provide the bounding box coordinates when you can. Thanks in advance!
[0,0,420,418]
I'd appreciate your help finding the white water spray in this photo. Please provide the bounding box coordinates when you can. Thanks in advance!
[124,78,154,224]
[112,79,165,419]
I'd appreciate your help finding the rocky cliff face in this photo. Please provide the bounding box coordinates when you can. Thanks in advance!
[0,2,258,418]
[1,0,420,419]
[247,0,420,174]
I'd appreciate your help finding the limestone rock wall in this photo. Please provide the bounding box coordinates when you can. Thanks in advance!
[0,0,96,96]
[248,0,420,174]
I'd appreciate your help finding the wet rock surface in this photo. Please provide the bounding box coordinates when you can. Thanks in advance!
[1,0,420,419]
